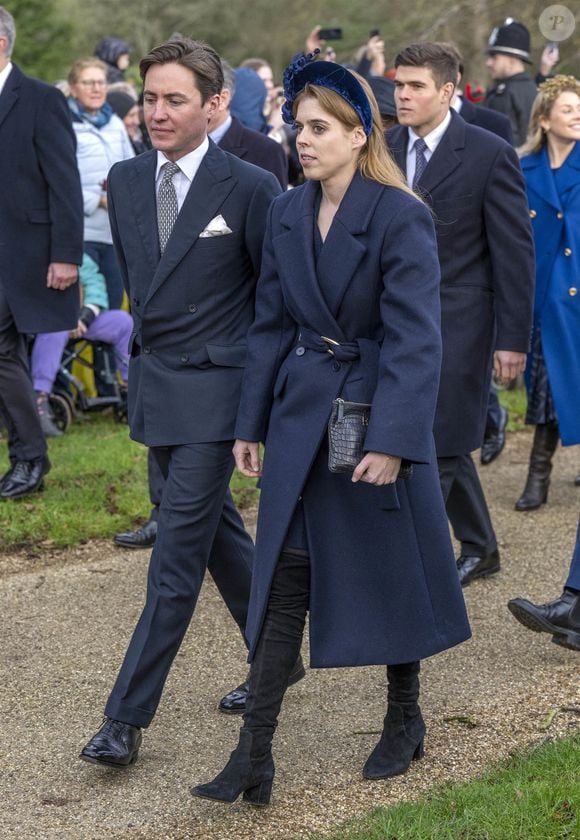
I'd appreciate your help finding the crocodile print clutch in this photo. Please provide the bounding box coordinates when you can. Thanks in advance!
[328,398,413,479]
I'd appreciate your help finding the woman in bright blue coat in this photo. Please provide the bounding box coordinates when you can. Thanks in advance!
[192,56,470,805]
[516,76,580,511]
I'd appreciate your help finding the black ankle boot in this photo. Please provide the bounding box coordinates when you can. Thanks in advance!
[363,661,425,780]
[191,729,274,806]
[515,423,559,511]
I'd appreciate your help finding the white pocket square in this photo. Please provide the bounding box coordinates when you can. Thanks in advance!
[199,214,233,238]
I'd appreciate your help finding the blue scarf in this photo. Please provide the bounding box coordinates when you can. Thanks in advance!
[68,96,113,129]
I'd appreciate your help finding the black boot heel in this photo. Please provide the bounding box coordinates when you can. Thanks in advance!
[242,778,273,806]
[413,739,425,760]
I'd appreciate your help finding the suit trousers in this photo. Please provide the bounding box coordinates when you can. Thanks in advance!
[438,454,497,557]
[0,286,46,463]
[105,441,254,728]
[566,516,580,591]
[485,385,503,432]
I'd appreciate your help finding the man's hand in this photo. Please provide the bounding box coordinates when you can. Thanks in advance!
[366,35,385,62]
[352,452,402,485]
[233,440,262,477]
[69,320,88,339]
[540,44,559,77]
[493,350,526,385]
[47,262,78,290]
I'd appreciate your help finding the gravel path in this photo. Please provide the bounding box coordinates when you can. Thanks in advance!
[1,431,579,840]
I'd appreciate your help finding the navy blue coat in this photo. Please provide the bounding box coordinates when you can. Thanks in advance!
[219,116,289,190]
[107,141,281,446]
[388,112,535,456]
[458,97,514,144]
[0,64,83,332]
[235,173,471,667]
[522,143,580,445]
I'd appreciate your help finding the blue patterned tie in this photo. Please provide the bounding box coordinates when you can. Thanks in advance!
[412,138,428,190]
[157,161,180,253]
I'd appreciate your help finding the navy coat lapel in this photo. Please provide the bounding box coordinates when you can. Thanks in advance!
[275,180,346,340]
[145,142,236,304]
[316,173,382,317]
[521,146,562,212]
[417,111,464,197]
[0,64,20,131]
[127,150,159,272]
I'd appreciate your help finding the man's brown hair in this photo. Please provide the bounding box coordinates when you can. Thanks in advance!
[394,42,458,89]
[140,38,223,103]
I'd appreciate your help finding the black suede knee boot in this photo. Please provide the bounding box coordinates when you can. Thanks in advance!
[191,550,309,806]
[363,661,425,780]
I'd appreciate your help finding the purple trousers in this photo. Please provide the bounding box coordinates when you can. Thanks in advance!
[31,310,133,393]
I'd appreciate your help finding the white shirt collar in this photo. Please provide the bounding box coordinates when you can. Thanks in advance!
[0,61,13,97]
[155,136,210,182]
[209,114,232,146]
[408,109,452,155]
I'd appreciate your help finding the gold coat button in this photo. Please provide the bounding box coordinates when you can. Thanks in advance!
[557,212,564,219]
[569,287,578,296]
[565,248,572,256]
[529,209,537,218]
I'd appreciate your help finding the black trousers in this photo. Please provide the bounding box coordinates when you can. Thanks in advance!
[438,454,497,557]
[0,286,46,464]
[105,441,254,727]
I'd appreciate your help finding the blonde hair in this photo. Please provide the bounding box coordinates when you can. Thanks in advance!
[293,75,416,199]
[519,74,580,157]
[68,58,108,86]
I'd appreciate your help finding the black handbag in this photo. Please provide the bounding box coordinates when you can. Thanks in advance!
[328,398,413,479]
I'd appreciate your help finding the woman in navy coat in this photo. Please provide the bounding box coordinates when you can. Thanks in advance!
[192,56,470,805]
[515,76,580,511]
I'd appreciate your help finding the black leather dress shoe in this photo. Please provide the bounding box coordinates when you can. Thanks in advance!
[0,457,50,500]
[80,717,142,768]
[114,519,158,549]
[456,549,500,587]
[480,406,508,465]
[507,590,580,652]
[218,656,306,714]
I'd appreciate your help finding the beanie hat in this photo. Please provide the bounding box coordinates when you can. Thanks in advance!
[107,91,137,120]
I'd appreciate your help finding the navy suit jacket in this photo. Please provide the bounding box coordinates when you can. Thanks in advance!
[0,64,82,333]
[387,111,534,456]
[218,116,288,190]
[108,140,281,446]
[457,97,514,144]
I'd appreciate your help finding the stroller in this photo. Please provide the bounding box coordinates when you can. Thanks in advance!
[49,338,128,432]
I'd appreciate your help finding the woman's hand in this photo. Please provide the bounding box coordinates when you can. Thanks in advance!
[352,452,402,485]
[233,440,262,477]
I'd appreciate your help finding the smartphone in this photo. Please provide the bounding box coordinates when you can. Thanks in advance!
[318,27,343,41]
[369,29,380,38]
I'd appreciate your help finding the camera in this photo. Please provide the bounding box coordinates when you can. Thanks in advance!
[318,28,343,41]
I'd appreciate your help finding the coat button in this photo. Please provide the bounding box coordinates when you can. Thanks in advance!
[557,212,564,219]
[528,209,537,218]
[332,361,341,371]
[569,287,578,296]
[143,346,151,354]
[565,248,572,256]
[188,304,198,313]
[295,346,305,356]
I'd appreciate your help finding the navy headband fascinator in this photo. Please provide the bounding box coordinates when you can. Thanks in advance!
[282,51,374,137]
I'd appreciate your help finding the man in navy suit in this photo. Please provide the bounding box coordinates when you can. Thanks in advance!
[388,42,534,586]
[80,39,287,768]
[0,7,82,500]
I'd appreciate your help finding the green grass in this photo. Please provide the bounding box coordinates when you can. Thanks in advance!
[307,735,580,840]
[0,413,258,550]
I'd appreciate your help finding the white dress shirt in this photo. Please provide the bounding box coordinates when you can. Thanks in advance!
[405,110,452,188]
[0,61,13,97]
[209,114,232,147]
[155,136,210,212]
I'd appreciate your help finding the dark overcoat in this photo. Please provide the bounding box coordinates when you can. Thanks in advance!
[0,64,83,332]
[388,113,535,456]
[458,97,514,144]
[235,173,471,667]
[107,140,280,446]
[219,116,289,190]
[521,143,580,445]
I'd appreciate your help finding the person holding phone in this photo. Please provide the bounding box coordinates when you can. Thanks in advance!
[191,54,470,805]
